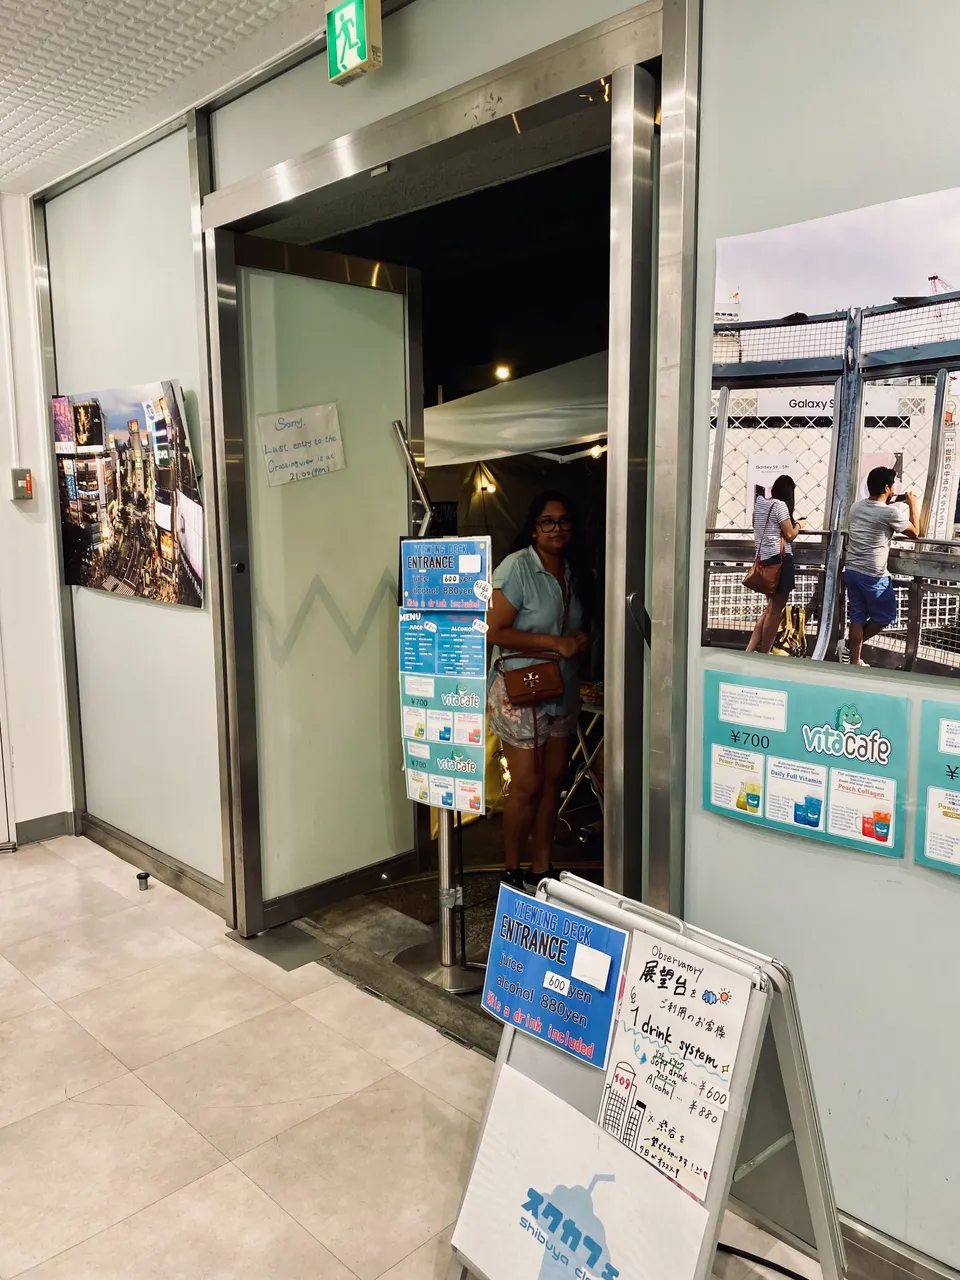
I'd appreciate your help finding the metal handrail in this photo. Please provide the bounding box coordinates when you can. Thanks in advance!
[391,419,433,536]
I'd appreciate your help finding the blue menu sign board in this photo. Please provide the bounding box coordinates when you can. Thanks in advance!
[399,602,488,816]
[916,700,960,878]
[702,668,910,859]
[401,537,491,611]
[483,884,628,1068]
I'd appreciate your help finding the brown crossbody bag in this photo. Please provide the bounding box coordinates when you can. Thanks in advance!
[496,591,570,707]
[742,504,784,596]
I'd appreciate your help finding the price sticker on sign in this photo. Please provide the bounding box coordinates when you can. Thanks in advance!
[598,932,753,1200]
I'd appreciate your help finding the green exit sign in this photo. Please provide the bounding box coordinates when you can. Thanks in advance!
[326,0,383,85]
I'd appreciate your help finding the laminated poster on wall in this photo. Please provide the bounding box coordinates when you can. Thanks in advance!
[51,381,203,608]
[256,402,345,486]
[702,669,909,858]
[598,931,752,1200]
[452,1064,709,1280]
[916,700,960,878]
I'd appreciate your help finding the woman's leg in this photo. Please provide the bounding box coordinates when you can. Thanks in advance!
[529,734,574,874]
[502,743,545,870]
[745,613,764,652]
[758,594,787,653]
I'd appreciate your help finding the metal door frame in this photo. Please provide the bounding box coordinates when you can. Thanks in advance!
[208,231,422,935]
[203,0,679,939]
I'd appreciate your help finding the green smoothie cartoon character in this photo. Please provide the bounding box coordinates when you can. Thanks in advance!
[835,704,863,734]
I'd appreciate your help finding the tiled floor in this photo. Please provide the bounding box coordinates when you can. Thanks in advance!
[0,837,820,1280]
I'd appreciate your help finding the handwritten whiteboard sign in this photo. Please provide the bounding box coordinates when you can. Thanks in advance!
[256,402,345,487]
[598,931,752,1200]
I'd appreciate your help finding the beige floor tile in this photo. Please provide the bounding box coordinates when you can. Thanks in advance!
[238,1073,477,1280]
[0,846,70,891]
[0,955,51,1025]
[41,834,106,867]
[124,893,230,947]
[2,907,201,1001]
[379,1228,454,1280]
[401,1041,493,1122]
[138,1003,394,1157]
[43,839,177,904]
[62,950,283,1069]
[18,1164,357,1280]
[0,868,129,948]
[296,980,445,1069]
[209,940,342,1000]
[0,1004,126,1130]
[0,1074,223,1276]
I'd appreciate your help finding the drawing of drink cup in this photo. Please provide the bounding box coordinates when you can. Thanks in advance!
[804,795,822,827]
[872,810,891,842]
[793,800,807,824]
[744,783,761,813]
[861,814,875,838]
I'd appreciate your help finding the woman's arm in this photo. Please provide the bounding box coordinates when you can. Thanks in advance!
[779,516,805,543]
[486,590,583,659]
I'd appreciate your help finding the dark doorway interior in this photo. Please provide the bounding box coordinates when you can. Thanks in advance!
[307,149,610,965]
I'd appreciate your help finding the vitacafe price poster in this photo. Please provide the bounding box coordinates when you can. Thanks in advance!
[702,669,910,858]
[916,700,960,878]
[398,536,491,816]
[598,933,752,1199]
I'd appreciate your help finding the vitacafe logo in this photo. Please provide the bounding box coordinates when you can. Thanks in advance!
[800,704,891,766]
[441,686,480,708]
[437,749,477,774]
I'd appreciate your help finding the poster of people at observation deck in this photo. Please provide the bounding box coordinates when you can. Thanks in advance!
[704,185,960,678]
[52,380,203,608]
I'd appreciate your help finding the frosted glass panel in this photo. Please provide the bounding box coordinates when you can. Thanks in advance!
[46,130,223,881]
[240,268,413,900]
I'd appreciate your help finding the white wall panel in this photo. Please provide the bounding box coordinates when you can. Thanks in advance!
[211,0,637,189]
[46,131,223,881]
[0,196,73,826]
[689,1,960,1266]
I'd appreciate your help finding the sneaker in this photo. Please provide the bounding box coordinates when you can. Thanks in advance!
[502,869,525,890]
[854,657,870,667]
[837,638,850,664]
[523,865,557,889]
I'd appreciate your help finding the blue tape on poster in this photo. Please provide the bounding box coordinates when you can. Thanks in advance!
[483,884,628,1068]
[401,537,491,611]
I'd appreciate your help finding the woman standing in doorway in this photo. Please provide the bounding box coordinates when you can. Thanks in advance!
[746,474,804,654]
[487,492,593,890]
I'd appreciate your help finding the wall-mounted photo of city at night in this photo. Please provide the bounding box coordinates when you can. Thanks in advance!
[52,381,203,608]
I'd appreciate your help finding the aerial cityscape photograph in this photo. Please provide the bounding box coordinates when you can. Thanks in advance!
[52,380,204,607]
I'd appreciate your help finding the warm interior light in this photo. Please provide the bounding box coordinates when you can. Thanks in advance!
[484,481,497,494]
[590,444,604,460]
[494,365,512,381]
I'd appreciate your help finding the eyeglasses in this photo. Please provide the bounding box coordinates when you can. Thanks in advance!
[536,517,573,532]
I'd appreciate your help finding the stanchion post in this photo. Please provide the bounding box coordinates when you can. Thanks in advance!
[437,808,457,968]
[395,805,485,994]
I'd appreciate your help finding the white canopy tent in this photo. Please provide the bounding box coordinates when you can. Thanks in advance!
[423,351,608,468]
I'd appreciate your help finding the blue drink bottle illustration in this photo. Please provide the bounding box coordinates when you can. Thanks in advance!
[532,1174,617,1280]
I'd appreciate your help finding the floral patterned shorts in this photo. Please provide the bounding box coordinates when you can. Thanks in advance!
[488,672,576,750]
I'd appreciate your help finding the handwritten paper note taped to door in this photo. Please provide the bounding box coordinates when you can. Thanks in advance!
[256,402,346,487]
[598,932,753,1201]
